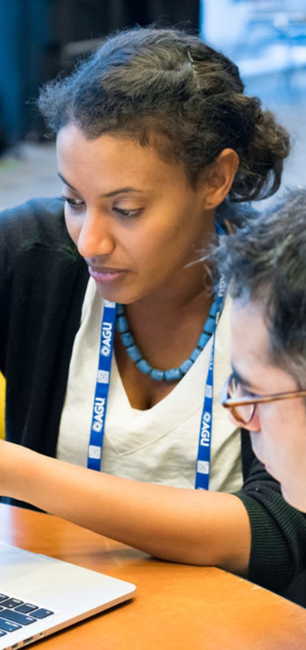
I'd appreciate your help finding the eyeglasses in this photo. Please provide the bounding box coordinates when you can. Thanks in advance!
[221,373,306,427]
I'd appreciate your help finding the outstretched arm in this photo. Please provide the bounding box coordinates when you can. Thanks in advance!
[0,439,251,575]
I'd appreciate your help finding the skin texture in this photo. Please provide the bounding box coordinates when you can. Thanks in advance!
[57,123,239,410]
[231,299,306,512]
[57,124,236,307]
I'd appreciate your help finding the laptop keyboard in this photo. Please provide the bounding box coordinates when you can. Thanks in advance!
[0,593,54,638]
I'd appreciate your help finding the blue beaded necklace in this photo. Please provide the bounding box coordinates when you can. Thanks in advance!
[116,298,219,382]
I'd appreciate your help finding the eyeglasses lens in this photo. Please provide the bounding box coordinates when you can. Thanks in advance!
[228,376,255,425]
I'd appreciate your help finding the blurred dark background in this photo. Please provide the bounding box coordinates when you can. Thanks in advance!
[0,0,200,147]
[1,0,306,212]
[1,0,306,150]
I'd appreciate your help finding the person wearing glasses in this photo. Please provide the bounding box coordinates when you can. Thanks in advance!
[219,188,306,514]
[0,26,305,605]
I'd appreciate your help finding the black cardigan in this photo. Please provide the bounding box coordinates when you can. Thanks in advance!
[1,197,306,604]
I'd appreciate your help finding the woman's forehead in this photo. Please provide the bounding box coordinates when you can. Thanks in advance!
[56,123,192,185]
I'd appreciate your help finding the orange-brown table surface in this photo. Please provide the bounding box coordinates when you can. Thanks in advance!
[0,503,305,649]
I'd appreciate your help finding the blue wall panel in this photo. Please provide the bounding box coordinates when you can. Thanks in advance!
[0,0,50,142]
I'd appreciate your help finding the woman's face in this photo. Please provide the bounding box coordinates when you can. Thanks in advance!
[56,123,217,305]
[230,299,306,512]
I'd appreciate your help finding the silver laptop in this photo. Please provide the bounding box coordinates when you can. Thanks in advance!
[0,542,136,650]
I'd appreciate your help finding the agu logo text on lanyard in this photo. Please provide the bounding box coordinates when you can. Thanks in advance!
[87,300,117,472]
[195,274,226,489]
[87,277,226,487]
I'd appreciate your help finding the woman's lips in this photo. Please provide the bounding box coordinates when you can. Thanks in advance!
[88,265,128,284]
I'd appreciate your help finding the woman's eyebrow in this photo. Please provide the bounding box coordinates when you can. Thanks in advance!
[57,172,75,190]
[100,187,144,198]
[57,173,143,198]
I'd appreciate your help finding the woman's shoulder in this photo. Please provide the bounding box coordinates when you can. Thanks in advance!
[0,196,83,280]
[0,196,72,251]
[0,195,64,230]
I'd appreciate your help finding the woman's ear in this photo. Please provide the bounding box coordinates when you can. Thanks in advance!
[202,148,239,209]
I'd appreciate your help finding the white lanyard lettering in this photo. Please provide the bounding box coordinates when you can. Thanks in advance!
[87,300,117,471]
[87,279,226,483]
[195,274,226,489]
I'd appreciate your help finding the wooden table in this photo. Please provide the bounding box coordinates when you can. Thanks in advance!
[0,504,306,649]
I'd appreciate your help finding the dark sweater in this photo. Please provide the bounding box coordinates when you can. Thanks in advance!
[1,197,306,604]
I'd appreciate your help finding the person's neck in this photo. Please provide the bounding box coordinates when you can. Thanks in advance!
[119,216,218,365]
[126,262,214,330]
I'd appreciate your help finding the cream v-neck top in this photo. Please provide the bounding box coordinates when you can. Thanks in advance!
[57,278,242,491]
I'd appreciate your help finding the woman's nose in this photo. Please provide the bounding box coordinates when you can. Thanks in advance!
[77,211,115,259]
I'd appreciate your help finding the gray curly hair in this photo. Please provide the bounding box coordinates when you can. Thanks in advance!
[216,188,306,386]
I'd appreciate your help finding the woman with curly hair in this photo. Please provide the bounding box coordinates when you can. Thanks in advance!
[1,26,303,602]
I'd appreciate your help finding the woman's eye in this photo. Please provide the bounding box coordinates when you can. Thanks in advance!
[113,207,141,219]
[64,197,84,209]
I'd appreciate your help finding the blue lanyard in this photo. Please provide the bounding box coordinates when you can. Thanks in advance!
[195,275,226,489]
[87,280,225,483]
[87,300,117,471]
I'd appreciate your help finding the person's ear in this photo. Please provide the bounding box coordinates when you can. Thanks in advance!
[201,148,239,209]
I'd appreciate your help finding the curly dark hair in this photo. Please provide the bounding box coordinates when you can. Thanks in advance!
[38,25,290,203]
